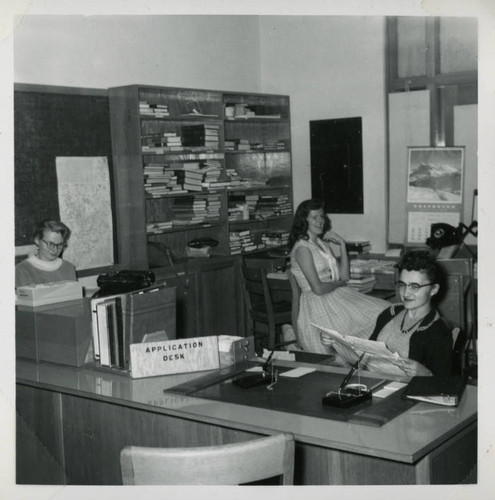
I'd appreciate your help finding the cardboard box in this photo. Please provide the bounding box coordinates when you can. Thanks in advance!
[16,280,83,307]
[16,299,92,367]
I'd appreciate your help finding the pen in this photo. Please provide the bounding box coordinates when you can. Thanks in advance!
[339,352,365,391]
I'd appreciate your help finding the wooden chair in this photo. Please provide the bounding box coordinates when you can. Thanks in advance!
[120,433,295,485]
[240,262,292,351]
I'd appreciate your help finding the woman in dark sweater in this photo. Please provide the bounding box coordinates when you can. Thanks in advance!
[368,250,452,377]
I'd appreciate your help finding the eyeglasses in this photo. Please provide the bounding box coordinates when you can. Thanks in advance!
[396,281,433,293]
[41,238,66,251]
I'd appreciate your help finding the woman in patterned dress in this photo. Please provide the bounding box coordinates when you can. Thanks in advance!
[289,199,389,355]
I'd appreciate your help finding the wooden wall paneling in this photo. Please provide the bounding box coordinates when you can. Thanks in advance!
[294,444,416,485]
[196,258,244,336]
[16,384,67,484]
[60,392,258,485]
[414,422,477,484]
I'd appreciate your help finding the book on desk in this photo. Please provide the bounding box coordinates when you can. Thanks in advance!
[402,375,467,407]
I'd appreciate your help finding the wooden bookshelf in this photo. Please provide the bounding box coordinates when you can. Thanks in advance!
[108,85,293,267]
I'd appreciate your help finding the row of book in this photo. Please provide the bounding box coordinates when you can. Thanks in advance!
[229,230,265,255]
[227,194,292,220]
[90,285,175,370]
[224,102,282,120]
[224,139,286,151]
[261,230,290,247]
[144,161,224,196]
[169,194,222,228]
[139,100,170,117]
[141,124,220,154]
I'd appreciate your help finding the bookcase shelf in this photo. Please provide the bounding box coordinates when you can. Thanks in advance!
[109,84,292,266]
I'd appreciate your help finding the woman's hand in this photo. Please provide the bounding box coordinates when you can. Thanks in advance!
[394,358,432,377]
[324,230,346,246]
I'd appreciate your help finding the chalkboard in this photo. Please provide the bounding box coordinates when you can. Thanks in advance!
[14,87,114,248]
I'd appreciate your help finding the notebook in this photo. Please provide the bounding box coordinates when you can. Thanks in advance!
[402,375,467,407]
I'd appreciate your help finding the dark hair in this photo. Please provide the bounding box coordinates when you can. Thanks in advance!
[289,199,330,248]
[396,249,441,284]
[32,220,72,243]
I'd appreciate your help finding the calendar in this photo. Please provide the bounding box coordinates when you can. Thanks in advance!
[407,211,460,244]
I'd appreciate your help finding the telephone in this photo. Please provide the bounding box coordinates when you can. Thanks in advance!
[95,270,155,297]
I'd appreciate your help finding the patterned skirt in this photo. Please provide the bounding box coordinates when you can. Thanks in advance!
[297,286,390,354]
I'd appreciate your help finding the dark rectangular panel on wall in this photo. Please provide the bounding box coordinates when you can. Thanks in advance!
[14,87,114,249]
[310,117,363,214]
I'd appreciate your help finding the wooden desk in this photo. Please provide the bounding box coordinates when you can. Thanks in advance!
[16,358,476,485]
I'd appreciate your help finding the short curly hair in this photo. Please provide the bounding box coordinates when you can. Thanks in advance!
[32,220,72,243]
[396,249,441,284]
[289,199,330,248]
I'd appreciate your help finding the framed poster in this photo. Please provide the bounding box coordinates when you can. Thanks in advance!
[406,147,465,244]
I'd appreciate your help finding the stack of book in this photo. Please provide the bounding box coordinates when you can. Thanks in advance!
[201,160,225,188]
[229,230,258,254]
[174,163,205,192]
[139,101,170,117]
[172,197,207,226]
[141,132,183,153]
[91,285,176,371]
[261,230,290,247]
[143,163,186,197]
[350,259,397,290]
[346,240,372,254]
[181,124,220,150]
[203,194,221,221]
[346,274,376,294]
[255,194,292,218]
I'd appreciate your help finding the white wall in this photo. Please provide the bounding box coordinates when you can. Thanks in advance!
[258,16,388,252]
[14,15,262,92]
[14,14,389,252]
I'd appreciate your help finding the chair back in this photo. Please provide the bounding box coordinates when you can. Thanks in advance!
[436,258,475,376]
[121,433,295,485]
[287,269,301,342]
[241,263,275,319]
[436,258,474,335]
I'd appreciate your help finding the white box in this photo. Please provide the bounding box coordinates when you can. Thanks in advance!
[16,280,83,307]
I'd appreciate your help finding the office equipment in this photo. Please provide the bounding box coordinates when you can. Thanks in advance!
[322,353,372,408]
[402,375,467,407]
[16,280,83,307]
[120,433,295,485]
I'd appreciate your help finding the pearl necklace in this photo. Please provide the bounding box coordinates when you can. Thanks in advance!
[400,311,427,334]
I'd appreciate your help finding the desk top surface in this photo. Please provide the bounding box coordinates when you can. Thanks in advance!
[16,358,477,464]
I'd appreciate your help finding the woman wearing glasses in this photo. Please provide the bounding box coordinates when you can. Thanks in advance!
[368,249,452,377]
[15,220,77,288]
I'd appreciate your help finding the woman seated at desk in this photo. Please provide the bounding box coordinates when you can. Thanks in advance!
[367,250,452,377]
[289,199,389,354]
[15,220,77,288]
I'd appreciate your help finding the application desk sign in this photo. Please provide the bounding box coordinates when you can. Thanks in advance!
[129,336,220,378]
